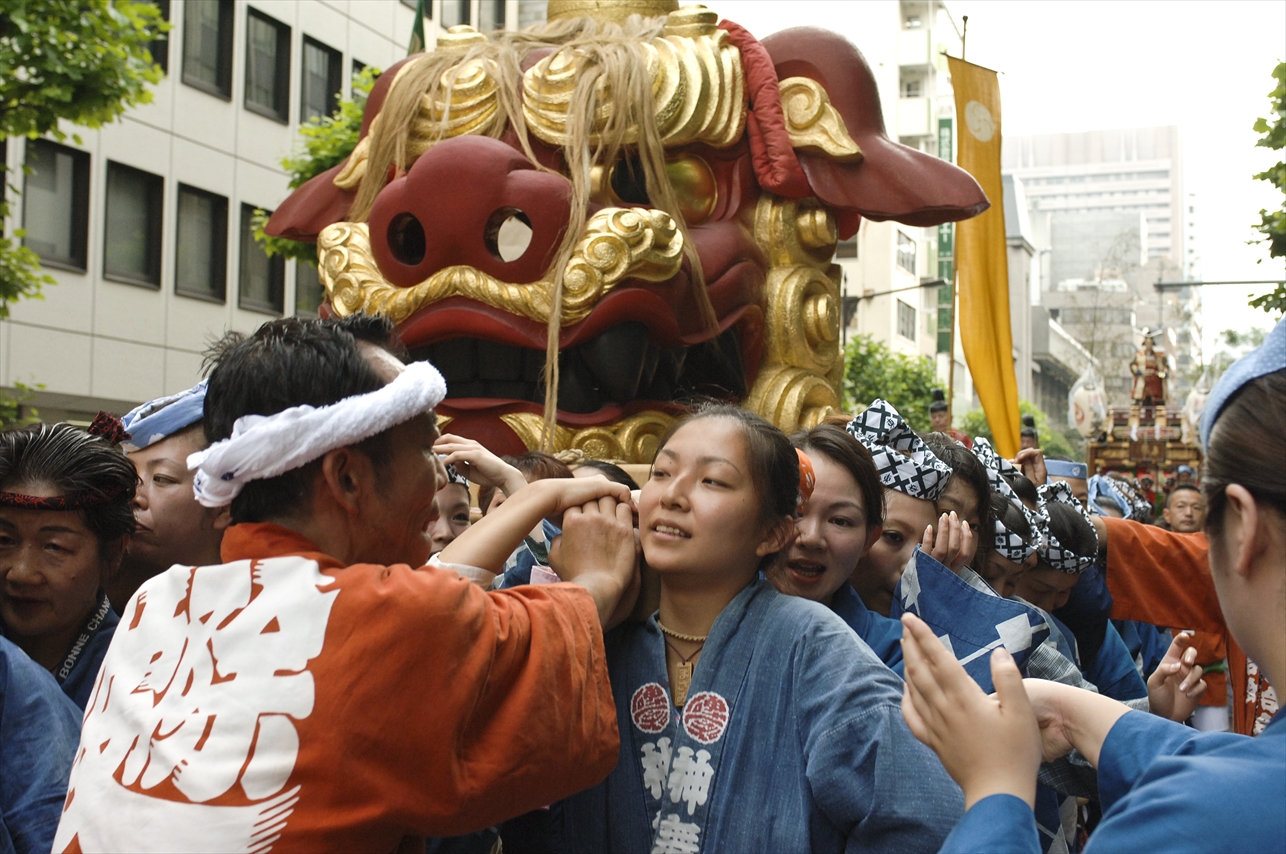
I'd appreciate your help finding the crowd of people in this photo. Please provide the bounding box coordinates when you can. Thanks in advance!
[0,313,1281,853]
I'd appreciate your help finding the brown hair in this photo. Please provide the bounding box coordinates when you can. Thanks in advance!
[790,423,883,533]
[1203,370,1286,534]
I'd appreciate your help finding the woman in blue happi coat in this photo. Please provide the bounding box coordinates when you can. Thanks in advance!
[556,405,962,853]
[901,319,1286,853]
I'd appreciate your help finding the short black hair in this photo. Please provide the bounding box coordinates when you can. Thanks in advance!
[1038,502,1098,569]
[203,315,407,524]
[575,459,640,490]
[1166,482,1202,506]
[0,423,137,547]
[791,423,883,533]
[922,432,992,534]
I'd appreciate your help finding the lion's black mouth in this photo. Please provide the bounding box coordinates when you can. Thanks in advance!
[410,322,747,413]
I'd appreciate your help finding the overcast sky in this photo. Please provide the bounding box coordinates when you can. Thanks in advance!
[717,0,1286,350]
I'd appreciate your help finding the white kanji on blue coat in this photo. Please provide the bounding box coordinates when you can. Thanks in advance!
[667,746,715,815]
[651,812,702,854]
[640,738,673,801]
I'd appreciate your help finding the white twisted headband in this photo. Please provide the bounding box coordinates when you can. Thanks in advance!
[188,361,447,507]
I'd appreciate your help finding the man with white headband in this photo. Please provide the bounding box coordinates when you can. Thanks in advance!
[54,315,634,852]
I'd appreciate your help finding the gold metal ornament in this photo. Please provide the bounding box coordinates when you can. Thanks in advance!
[546,0,679,24]
[522,23,746,150]
[500,410,675,461]
[744,192,844,433]
[778,77,863,162]
[316,207,683,326]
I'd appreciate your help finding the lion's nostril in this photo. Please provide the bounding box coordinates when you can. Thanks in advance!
[387,212,427,266]
[484,207,533,264]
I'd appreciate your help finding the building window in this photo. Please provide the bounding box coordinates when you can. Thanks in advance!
[518,0,548,28]
[175,184,227,302]
[901,78,922,98]
[104,162,164,287]
[896,230,917,275]
[442,0,471,28]
[905,15,922,28]
[835,236,858,259]
[301,37,342,123]
[182,0,233,98]
[149,0,171,74]
[479,0,506,31]
[22,140,90,271]
[239,204,284,313]
[296,260,325,315]
[897,299,917,341]
[245,8,291,122]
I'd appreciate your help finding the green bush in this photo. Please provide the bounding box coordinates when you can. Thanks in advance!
[959,400,1077,459]
[841,335,938,431]
[253,65,380,266]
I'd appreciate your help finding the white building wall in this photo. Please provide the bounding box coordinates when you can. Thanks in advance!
[2,0,530,422]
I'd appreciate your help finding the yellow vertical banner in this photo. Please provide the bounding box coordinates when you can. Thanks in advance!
[947,56,1021,458]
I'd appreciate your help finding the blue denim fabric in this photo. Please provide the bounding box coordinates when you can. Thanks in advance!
[829,582,904,670]
[1,636,82,854]
[557,581,963,853]
[59,605,118,711]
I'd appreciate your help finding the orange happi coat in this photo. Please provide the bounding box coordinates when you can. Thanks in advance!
[55,523,619,853]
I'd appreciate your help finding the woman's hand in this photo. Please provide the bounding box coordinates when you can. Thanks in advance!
[1146,631,1207,722]
[900,613,1041,809]
[433,434,527,495]
[921,511,974,575]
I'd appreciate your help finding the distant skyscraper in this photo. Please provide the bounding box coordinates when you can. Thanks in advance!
[1004,126,1192,281]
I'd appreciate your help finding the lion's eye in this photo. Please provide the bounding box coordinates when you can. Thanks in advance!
[664,153,717,225]
[608,154,651,205]
[601,152,717,226]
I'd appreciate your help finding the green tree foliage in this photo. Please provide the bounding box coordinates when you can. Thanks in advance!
[841,334,938,431]
[0,0,167,315]
[253,65,380,266]
[1250,61,1286,317]
[959,400,1077,460]
[0,382,40,431]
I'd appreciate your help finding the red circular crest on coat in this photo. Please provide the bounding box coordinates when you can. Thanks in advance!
[631,682,671,734]
[682,691,730,744]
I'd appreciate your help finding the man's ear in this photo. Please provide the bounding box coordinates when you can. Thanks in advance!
[210,504,233,531]
[756,516,798,558]
[319,447,375,517]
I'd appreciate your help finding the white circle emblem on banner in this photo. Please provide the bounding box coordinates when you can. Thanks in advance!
[964,100,995,142]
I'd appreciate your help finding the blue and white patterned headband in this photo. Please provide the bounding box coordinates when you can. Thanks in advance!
[846,399,951,501]
[972,438,1040,563]
[120,380,208,452]
[441,459,470,488]
[1087,474,1131,519]
[1036,481,1098,574]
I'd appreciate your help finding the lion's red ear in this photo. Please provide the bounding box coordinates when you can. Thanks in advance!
[760,27,989,232]
[264,57,415,241]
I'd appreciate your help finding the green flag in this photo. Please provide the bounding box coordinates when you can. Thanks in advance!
[408,0,426,54]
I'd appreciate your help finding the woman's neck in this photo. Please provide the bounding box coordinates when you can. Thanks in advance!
[15,618,86,674]
[657,567,758,637]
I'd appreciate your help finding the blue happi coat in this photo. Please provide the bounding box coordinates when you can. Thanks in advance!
[556,580,963,854]
[940,710,1286,854]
